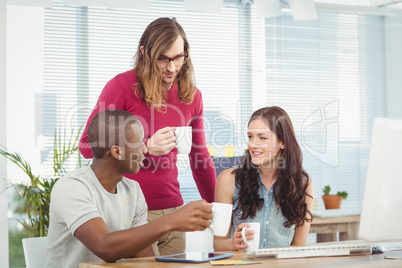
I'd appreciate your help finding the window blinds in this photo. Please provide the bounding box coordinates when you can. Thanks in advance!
[263,11,387,209]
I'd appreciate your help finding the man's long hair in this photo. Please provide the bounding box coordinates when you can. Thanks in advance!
[233,106,312,228]
[134,17,196,112]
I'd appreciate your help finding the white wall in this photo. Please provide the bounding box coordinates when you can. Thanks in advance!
[6,5,44,184]
[2,3,44,267]
[1,0,9,266]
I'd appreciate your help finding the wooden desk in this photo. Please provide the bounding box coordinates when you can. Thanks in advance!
[310,215,360,242]
[80,251,402,268]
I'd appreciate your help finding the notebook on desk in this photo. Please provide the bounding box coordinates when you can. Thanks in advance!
[249,118,402,260]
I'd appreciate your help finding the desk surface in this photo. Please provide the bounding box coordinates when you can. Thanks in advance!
[80,251,402,268]
[311,215,360,224]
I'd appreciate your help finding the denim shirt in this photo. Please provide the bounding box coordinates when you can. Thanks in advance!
[230,167,295,249]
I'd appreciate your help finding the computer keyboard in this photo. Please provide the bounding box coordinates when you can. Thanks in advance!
[247,240,372,259]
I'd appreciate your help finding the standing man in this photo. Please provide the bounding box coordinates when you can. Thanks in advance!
[46,110,212,268]
[79,17,216,255]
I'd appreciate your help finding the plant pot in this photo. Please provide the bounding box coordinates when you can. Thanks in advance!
[322,195,342,209]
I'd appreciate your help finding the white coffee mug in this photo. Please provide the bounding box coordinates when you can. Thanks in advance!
[174,126,192,154]
[210,202,233,236]
[242,222,260,252]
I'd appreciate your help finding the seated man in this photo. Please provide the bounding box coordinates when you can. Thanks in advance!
[45,110,212,268]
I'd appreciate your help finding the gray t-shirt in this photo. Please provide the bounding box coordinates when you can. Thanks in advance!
[45,166,148,268]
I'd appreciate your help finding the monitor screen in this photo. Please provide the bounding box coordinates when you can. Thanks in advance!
[359,117,402,242]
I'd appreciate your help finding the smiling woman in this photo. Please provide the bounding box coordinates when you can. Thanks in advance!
[247,118,285,168]
[213,106,314,251]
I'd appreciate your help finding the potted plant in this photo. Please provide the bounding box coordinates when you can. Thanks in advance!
[322,185,348,209]
[1,126,85,237]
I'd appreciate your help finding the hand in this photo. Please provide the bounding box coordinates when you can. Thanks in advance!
[231,223,254,250]
[169,200,212,232]
[146,127,176,156]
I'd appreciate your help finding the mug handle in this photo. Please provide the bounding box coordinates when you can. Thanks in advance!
[209,207,214,230]
[241,226,249,246]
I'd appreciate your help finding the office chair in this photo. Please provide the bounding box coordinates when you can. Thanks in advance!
[22,236,47,268]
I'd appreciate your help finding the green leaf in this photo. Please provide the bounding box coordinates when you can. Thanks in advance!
[322,185,331,195]
[337,191,348,199]
[1,123,86,237]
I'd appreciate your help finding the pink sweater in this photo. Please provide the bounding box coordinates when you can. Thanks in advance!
[79,70,216,210]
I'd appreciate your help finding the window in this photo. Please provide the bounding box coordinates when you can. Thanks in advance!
[263,11,387,208]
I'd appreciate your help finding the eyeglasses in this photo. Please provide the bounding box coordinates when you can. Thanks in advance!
[157,55,188,68]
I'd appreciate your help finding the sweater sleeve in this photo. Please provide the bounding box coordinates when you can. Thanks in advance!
[188,91,216,203]
[79,77,127,158]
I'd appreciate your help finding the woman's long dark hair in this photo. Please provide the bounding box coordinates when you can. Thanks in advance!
[233,106,312,228]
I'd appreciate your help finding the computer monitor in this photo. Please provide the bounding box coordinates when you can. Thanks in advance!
[359,117,402,243]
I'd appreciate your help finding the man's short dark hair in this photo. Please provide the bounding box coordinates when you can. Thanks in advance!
[87,110,140,159]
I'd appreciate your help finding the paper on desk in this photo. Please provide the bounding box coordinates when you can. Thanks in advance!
[210,260,260,266]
